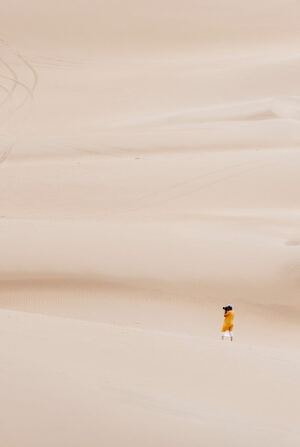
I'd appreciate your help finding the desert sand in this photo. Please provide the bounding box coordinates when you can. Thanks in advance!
[0,1,300,446]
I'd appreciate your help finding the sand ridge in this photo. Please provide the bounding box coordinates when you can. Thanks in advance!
[0,1,300,445]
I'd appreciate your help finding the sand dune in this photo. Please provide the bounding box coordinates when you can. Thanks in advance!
[2,49,300,158]
[0,1,300,446]
[0,309,299,447]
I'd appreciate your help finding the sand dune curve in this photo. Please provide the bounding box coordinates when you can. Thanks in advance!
[0,1,300,446]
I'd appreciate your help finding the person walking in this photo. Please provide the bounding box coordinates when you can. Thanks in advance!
[221,305,234,341]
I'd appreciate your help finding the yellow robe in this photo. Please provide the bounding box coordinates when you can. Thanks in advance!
[222,310,234,332]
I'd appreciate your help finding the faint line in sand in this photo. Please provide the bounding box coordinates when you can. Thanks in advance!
[0,39,38,163]
[0,83,11,106]
[108,159,264,216]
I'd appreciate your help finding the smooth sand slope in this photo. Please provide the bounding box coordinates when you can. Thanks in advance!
[0,1,300,446]
[0,309,299,447]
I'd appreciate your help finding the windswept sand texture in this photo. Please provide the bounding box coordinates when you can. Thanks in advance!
[0,1,300,446]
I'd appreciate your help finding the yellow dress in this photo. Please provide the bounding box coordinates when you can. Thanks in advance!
[222,310,234,332]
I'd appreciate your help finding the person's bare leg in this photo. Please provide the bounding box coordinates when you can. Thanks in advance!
[221,333,224,340]
[229,331,233,341]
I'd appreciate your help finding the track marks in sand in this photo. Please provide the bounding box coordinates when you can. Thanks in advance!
[108,158,276,217]
[0,39,38,108]
[0,83,11,107]
[0,39,38,164]
[0,143,13,164]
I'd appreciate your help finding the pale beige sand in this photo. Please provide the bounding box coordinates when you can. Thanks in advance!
[1,1,300,446]
[0,308,299,447]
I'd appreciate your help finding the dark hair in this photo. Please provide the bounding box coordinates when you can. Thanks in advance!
[223,305,233,311]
